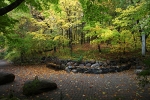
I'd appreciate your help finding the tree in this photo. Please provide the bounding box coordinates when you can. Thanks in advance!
[57,0,83,55]
[0,0,25,16]
[0,0,60,62]
[113,0,150,56]
[0,0,60,16]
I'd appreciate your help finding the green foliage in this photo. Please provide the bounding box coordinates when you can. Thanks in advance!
[1,0,150,63]
[143,57,150,68]
[2,17,57,63]
[0,32,5,48]
[76,55,83,63]
[0,15,17,33]
[79,0,112,23]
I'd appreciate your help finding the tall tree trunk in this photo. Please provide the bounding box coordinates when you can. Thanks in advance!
[68,28,73,56]
[20,51,24,63]
[83,32,86,44]
[132,32,137,49]
[123,32,126,54]
[80,22,85,45]
[142,34,146,56]
[137,19,147,56]
[80,31,83,45]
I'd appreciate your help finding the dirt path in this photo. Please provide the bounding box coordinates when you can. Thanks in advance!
[0,63,150,100]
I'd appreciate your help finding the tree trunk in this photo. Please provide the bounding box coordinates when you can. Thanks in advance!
[68,28,73,56]
[80,31,83,45]
[80,22,85,45]
[142,34,146,56]
[0,0,25,16]
[98,44,101,52]
[53,47,56,52]
[132,32,137,49]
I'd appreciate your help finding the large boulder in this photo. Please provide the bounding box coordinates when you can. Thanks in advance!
[0,72,15,85]
[23,77,57,96]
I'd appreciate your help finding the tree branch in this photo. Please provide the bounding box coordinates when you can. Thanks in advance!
[0,0,25,16]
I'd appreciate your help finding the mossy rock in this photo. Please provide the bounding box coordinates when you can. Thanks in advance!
[23,77,57,96]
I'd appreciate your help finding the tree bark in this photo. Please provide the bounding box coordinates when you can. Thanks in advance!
[68,28,73,56]
[98,44,101,52]
[0,0,25,16]
[142,34,146,56]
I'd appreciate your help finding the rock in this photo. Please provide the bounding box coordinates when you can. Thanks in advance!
[136,66,142,69]
[65,67,71,73]
[84,68,92,73]
[23,78,57,96]
[66,62,72,66]
[79,64,84,67]
[135,69,143,75]
[119,65,125,71]
[92,69,102,74]
[60,64,66,70]
[74,62,79,66]
[91,63,100,68]
[85,63,91,67]
[72,69,78,73]
[98,61,104,66]
[76,67,85,73]
[0,72,15,85]
[46,63,61,70]
[68,66,75,69]
[68,66,72,69]
[49,56,61,64]
[130,61,137,66]
[109,67,116,73]
[116,66,123,72]
[101,68,109,74]
[109,60,117,66]
[126,64,131,70]
[102,62,108,67]
[106,60,110,65]
[121,64,131,70]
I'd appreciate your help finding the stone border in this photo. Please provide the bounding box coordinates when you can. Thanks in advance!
[44,56,143,74]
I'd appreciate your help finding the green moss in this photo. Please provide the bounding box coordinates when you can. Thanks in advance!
[23,76,40,96]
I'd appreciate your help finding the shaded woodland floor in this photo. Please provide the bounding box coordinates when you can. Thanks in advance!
[0,64,150,100]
